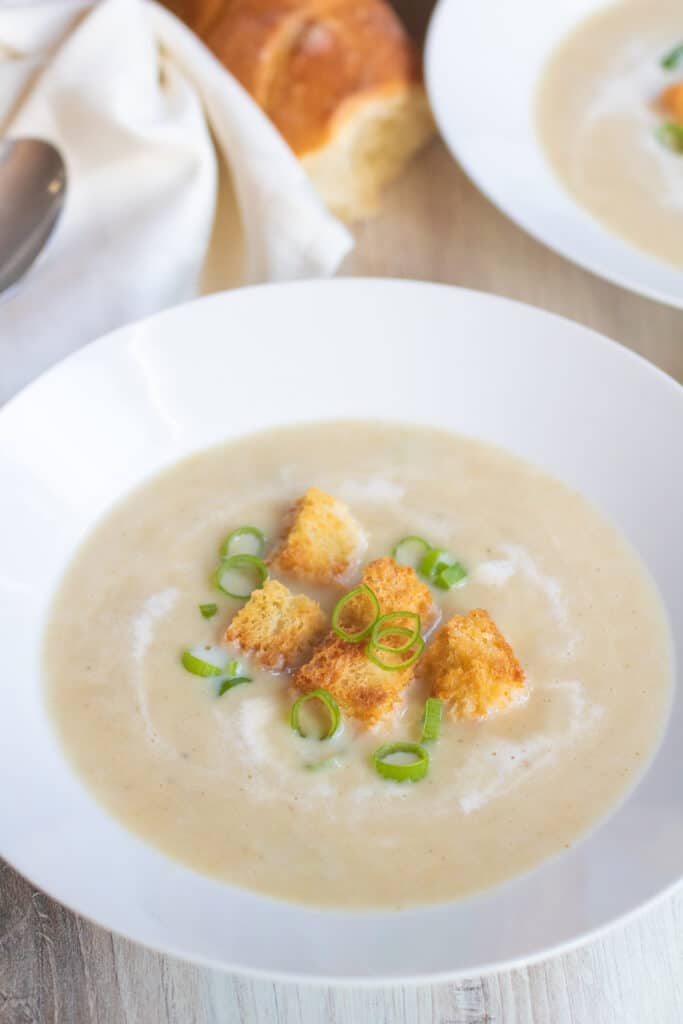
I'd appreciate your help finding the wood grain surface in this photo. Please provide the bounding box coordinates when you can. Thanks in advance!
[2,1,682,1020]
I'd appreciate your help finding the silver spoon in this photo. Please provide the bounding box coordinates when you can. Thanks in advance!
[0,138,67,296]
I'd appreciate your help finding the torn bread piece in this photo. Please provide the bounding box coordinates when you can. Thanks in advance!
[268,486,366,586]
[224,579,327,671]
[420,609,525,720]
[293,557,435,726]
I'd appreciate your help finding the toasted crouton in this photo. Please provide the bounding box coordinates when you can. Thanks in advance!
[358,557,434,625]
[224,579,327,671]
[293,557,434,725]
[659,82,683,124]
[420,609,525,720]
[268,487,366,586]
[293,635,413,727]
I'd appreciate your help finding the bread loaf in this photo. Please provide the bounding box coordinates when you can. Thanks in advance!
[165,0,435,220]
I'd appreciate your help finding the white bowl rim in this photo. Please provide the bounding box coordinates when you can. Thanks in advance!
[424,0,683,310]
[0,278,681,984]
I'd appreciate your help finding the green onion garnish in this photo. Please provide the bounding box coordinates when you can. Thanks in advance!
[419,547,455,580]
[331,584,380,642]
[421,697,443,742]
[366,632,424,671]
[373,742,429,782]
[661,42,683,70]
[199,602,218,619]
[393,537,468,590]
[392,535,431,568]
[218,675,252,695]
[434,562,468,590]
[182,650,251,692]
[656,122,683,154]
[370,611,421,653]
[218,659,252,694]
[305,755,344,772]
[181,650,226,677]
[290,688,341,739]
[220,525,265,558]
[213,553,268,599]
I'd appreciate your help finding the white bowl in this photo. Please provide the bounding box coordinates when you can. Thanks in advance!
[425,0,683,309]
[0,280,681,982]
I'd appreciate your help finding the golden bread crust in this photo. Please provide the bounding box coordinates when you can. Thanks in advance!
[268,486,366,586]
[224,578,327,669]
[202,0,423,155]
[420,609,525,720]
[659,82,683,124]
[359,556,434,623]
[293,557,432,725]
[293,634,412,726]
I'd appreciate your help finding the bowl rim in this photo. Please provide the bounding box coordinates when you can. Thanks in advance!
[424,0,683,311]
[1,277,681,983]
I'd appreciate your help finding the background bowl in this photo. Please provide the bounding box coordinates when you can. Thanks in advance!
[0,279,680,982]
[425,0,683,309]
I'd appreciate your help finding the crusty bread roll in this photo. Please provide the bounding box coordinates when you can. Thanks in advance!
[165,0,435,220]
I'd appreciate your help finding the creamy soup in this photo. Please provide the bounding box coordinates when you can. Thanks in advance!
[537,0,683,269]
[44,422,672,909]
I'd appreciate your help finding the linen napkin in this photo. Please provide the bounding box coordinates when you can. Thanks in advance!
[0,0,353,403]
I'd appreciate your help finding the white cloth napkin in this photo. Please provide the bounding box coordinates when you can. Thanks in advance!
[0,0,353,403]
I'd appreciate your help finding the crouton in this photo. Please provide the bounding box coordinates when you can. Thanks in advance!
[293,557,434,725]
[293,635,413,727]
[357,557,434,625]
[224,579,327,671]
[420,609,525,720]
[659,82,683,124]
[268,487,366,586]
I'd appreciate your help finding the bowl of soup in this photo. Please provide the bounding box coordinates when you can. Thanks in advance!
[426,0,683,308]
[0,279,680,980]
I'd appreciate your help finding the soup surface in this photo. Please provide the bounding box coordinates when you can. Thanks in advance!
[537,0,683,269]
[44,422,672,909]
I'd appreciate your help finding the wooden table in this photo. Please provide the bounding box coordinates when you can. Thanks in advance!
[2,0,683,1016]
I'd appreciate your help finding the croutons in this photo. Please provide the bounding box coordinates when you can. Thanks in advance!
[357,557,434,626]
[293,557,434,726]
[224,579,327,671]
[659,82,683,124]
[420,609,525,720]
[268,486,366,586]
[294,635,414,727]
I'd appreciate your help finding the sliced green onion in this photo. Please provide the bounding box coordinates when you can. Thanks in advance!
[181,650,226,677]
[392,535,431,568]
[199,602,218,619]
[373,742,429,782]
[331,584,380,643]
[220,525,265,558]
[182,650,250,692]
[290,688,341,740]
[656,122,683,154]
[371,612,421,653]
[393,536,468,590]
[661,42,683,70]
[419,547,456,580]
[434,562,468,590]
[305,756,344,772]
[218,675,252,695]
[373,625,414,649]
[421,697,443,742]
[366,633,424,671]
[213,553,268,599]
